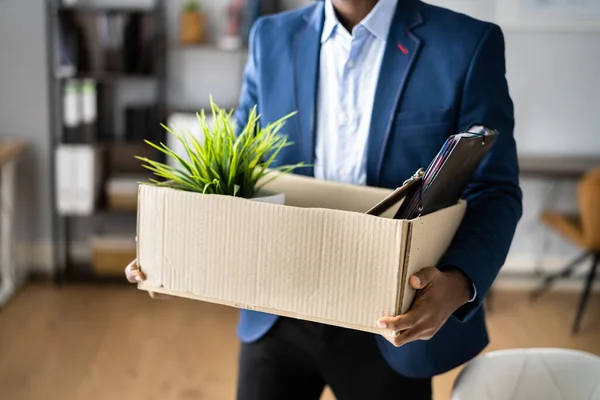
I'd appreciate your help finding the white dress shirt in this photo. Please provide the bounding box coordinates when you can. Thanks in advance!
[314,0,398,185]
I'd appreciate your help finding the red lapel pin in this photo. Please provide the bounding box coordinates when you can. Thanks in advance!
[397,43,409,54]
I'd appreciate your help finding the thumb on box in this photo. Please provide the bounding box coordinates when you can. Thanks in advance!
[410,267,437,289]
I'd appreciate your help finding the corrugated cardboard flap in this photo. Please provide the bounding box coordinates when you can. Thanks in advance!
[399,200,467,314]
[259,172,399,218]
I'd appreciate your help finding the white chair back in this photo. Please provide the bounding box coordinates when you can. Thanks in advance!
[451,348,600,400]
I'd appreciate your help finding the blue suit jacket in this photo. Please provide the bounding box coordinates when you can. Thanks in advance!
[233,0,522,378]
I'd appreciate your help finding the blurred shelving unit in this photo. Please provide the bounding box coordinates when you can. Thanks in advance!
[46,0,168,282]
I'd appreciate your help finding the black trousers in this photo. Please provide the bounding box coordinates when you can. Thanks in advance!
[237,317,432,400]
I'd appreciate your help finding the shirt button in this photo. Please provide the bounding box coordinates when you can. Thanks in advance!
[346,60,354,68]
[340,113,349,125]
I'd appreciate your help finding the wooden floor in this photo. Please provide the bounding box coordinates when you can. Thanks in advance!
[0,284,598,400]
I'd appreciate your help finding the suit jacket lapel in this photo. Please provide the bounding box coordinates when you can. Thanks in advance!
[366,3,424,186]
[293,4,324,175]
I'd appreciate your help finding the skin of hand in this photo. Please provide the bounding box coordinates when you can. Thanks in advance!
[376,266,473,347]
[124,259,173,300]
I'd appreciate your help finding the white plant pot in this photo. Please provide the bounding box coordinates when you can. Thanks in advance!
[250,191,285,205]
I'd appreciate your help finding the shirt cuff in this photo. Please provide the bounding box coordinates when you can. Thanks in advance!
[467,283,477,303]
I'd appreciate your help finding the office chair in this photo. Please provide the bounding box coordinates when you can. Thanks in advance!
[530,166,600,334]
[451,348,600,400]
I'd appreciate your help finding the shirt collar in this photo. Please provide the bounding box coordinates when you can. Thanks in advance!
[321,0,398,43]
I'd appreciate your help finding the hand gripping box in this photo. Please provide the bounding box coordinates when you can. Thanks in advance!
[136,173,466,336]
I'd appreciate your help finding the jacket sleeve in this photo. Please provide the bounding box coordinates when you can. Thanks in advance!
[233,18,263,134]
[439,24,523,322]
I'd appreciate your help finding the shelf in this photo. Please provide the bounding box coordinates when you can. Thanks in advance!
[168,107,201,115]
[56,140,152,149]
[94,139,151,147]
[169,105,237,115]
[171,42,248,53]
[93,207,137,216]
[57,261,131,284]
[499,21,600,33]
[59,208,137,218]
[57,72,157,82]
[58,3,157,13]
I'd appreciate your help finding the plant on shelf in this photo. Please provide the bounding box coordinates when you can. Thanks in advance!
[180,0,206,44]
[183,0,201,13]
[136,99,306,199]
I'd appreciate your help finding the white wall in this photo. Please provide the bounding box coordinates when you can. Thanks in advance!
[505,31,600,156]
[0,0,52,243]
[426,0,600,156]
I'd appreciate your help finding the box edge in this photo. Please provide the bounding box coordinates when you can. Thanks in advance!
[397,220,413,315]
[138,283,397,337]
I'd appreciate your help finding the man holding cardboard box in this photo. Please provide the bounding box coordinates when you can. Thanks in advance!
[126,0,522,398]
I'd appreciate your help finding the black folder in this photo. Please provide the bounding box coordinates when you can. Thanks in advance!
[367,124,498,219]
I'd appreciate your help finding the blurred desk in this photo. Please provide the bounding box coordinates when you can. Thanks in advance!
[0,140,28,307]
[519,155,600,179]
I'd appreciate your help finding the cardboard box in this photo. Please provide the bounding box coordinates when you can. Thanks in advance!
[136,173,466,336]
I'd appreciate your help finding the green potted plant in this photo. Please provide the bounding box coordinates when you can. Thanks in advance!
[136,99,306,204]
[180,0,207,44]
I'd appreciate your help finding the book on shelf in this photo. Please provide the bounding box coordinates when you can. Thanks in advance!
[62,78,98,143]
[55,144,101,216]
